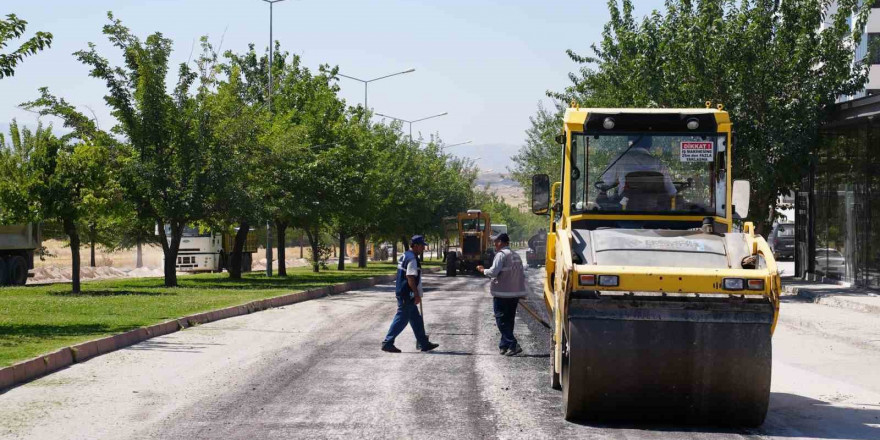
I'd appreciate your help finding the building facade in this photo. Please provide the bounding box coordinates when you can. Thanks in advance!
[796,94,880,288]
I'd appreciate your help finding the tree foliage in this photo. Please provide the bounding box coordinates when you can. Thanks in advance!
[0,14,53,78]
[5,12,491,288]
[509,101,564,195]
[550,0,871,233]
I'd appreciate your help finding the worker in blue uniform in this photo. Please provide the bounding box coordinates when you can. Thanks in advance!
[381,235,440,353]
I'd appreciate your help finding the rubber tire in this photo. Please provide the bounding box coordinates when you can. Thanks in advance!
[8,256,28,286]
[0,257,8,286]
[550,342,561,390]
[446,253,457,277]
[561,326,575,419]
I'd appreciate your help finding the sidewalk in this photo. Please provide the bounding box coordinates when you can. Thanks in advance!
[782,278,880,314]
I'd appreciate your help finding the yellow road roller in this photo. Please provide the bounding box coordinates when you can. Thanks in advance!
[531,105,780,426]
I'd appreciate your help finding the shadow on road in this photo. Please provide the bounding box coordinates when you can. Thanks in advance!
[563,393,880,439]
[421,350,550,358]
[759,392,880,439]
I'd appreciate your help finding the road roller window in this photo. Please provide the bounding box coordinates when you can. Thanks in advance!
[572,133,718,215]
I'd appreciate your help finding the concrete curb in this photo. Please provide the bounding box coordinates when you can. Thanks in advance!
[0,267,439,392]
[785,284,880,314]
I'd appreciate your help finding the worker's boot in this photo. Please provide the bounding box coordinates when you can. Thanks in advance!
[381,343,401,353]
[505,344,522,356]
[420,342,439,352]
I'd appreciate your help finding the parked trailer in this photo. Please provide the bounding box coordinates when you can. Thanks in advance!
[165,226,257,273]
[0,224,41,286]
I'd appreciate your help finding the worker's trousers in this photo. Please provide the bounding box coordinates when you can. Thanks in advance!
[383,295,429,347]
[493,297,519,349]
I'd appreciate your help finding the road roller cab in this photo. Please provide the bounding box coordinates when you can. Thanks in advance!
[531,105,781,425]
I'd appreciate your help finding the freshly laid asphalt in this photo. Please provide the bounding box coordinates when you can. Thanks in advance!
[2,254,879,440]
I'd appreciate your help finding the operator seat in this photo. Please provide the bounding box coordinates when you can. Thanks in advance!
[622,171,670,211]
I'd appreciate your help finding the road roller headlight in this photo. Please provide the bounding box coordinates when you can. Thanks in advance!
[747,279,765,290]
[722,278,745,290]
[598,275,619,287]
[579,274,596,286]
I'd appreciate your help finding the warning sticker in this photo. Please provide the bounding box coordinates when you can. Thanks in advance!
[680,142,714,162]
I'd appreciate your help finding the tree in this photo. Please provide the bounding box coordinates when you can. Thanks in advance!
[552,0,871,234]
[35,13,218,287]
[200,41,271,279]
[0,14,52,78]
[0,120,113,293]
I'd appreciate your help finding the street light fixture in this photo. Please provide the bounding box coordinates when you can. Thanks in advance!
[261,0,287,277]
[442,140,472,150]
[337,69,416,117]
[375,111,448,140]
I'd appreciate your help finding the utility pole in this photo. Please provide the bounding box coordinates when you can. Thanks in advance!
[262,0,287,277]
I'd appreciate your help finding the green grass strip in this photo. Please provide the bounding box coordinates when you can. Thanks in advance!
[0,261,440,366]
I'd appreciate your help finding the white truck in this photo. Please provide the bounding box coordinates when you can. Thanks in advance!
[490,223,508,241]
[166,226,257,273]
[0,224,41,286]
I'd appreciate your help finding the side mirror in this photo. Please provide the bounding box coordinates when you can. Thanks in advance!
[732,180,750,218]
[532,174,551,215]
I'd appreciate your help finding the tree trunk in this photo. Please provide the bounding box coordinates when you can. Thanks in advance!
[337,232,346,271]
[136,240,143,268]
[229,221,250,280]
[64,218,81,294]
[401,237,410,261]
[392,239,398,263]
[162,222,182,287]
[358,234,367,268]
[89,223,96,267]
[276,220,288,276]
[306,229,320,273]
[300,232,304,258]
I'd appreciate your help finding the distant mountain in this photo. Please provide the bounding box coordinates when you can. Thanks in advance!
[449,142,521,174]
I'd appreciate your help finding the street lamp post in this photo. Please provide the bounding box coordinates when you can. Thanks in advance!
[337,69,415,118]
[262,0,287,277]
[336,69,413,269]
[375,112,448,140]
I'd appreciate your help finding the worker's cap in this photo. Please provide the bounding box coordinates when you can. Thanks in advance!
[411,235,428,246]
[494,233,510,243]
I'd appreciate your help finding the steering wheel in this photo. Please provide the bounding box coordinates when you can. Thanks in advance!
[673,177,695,191]
[594,180,618,192]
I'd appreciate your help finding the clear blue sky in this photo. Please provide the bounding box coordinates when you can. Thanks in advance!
[1,0,665,170]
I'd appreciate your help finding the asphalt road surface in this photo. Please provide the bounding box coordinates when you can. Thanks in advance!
[2,255,879,439]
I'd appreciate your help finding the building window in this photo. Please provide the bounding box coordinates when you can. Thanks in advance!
[869,33,880,65]
[873,0,880,8]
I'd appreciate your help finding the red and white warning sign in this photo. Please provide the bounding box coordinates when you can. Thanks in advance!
[680,141,714,162]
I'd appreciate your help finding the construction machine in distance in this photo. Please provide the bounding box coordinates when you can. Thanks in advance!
[531,104,780,426]
[445,210,495,276]
[526,229,547,268]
